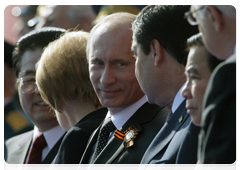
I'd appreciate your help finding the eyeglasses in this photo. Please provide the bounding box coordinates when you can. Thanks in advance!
[184,6,205,26]
[17,76,38,94]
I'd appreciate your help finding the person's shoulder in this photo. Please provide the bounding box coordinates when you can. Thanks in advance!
[5,130,33,144]
[76,107,107,125]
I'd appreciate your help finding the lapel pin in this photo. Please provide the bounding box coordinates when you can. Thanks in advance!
[179,115,183,123]
[114,125,139,148]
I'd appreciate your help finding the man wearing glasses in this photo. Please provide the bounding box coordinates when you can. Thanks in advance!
[5,27,66,164]
[185,5,236,164]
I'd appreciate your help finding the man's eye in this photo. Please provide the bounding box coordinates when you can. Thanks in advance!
[189,75,198,80]
[22,77,35,83]
[117,63,126,67]
[91,61,103,65]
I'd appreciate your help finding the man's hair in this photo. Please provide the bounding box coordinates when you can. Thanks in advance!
[132,5,199,65]
[36,31,101,112]
[12,27,66,77]
[186,33,222,72]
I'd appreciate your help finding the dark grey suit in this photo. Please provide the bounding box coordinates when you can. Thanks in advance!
[140,100,191,164]
[80,102,169,164]
[176,122,200,164]
[55,108,107,164]
[5,129,65,164]
[198,54,236,164]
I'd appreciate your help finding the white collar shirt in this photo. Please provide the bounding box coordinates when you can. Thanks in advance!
[26,125,66,163]
[172,83,186,114]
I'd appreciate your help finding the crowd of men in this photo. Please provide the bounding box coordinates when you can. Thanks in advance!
[4,5,235,165]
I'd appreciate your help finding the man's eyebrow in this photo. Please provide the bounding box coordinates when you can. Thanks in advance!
[186,67,199,75]
[90,57,102,61]
[19,70,36,77]
[110,59,128,64]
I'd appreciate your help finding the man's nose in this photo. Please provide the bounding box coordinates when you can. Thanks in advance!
[100,67,116,87]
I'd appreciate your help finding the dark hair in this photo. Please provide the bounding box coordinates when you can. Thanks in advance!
[132,5,199,65]
[186,33,222,72]
[4,41,14,68]
[12,27,66,77]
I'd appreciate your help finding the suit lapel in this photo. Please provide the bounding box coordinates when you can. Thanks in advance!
[141,100,190,163]
[80,122,103,163]
[94,102,165,164]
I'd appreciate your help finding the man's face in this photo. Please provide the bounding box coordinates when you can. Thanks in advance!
[88,25,144,114]
[190,5,222,60]
[18,48,56,124]
[181,47,211,126]
[131,40,156,104]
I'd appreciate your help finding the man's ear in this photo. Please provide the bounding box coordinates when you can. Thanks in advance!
[150,39,164,66]
[206,5,223,32]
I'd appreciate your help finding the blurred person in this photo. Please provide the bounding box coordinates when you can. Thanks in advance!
[186,5,236,163]
[80,12,169,164]
[35,5,96,32]
[36,30,107,164]
[12,5,38,37]
[4,40,33,140]
[5,27,66,164]
[176,33,222,164]
[131,5,198,164]
[91,5,145,26]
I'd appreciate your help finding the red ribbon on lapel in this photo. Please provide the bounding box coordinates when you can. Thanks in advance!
[114,125,139,148]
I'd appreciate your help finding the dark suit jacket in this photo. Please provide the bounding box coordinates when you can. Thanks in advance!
[198,54,236,164]
[140,100,191,164]
[176,122,200,164]
[54,108,107,164]
[5,129,65,164]
[80,102,169,164]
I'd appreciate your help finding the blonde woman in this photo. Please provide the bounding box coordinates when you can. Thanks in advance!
[36,30,107,164]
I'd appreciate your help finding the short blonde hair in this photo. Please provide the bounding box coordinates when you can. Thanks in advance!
[36,30,100,112]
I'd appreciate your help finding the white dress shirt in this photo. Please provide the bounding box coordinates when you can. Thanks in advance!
[88,95,147,163]
[171,83,186,114]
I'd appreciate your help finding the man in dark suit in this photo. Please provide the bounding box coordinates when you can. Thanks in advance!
[131,5,199,163]
[80,12,169,164]
[178,33,222,164]
[187,5,236,164]
[5,27,66,164]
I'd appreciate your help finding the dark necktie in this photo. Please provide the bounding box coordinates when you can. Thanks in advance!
[26,133,47,164]
[165,110,173,123]
[91,117,116,163]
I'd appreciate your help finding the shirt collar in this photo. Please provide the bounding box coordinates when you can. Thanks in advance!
[171,83,185,114]
[233,40,238,54]
[33,125,66,150]
[105,95,147,130]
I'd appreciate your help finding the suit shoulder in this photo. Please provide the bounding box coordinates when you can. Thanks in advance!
[5,130,33,145]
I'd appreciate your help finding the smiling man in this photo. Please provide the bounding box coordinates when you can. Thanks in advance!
[5,27,66,164]
[79,12,169,164]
